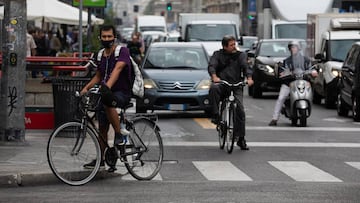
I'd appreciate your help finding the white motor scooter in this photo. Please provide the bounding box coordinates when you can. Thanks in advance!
[278,65,314,127]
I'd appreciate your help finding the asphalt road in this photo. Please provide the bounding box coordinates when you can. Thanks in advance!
[2,90,360,202]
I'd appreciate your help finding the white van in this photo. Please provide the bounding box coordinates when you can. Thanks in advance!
[136,15,167,33]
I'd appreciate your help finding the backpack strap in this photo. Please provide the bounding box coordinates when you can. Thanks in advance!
[97,48,105,62]
[96,45,122,62]
[114,45,121,60]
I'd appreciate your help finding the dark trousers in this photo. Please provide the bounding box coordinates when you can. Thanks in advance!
[209,83,246,139]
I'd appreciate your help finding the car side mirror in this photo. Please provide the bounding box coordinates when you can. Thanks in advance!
[247,51,255,58]
[315,53,324,61]
[238,36,243,46]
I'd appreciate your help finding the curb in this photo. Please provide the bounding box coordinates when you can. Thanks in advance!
[0,170,123,187]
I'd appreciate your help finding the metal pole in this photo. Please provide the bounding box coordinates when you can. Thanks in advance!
[79,0,83,58]
[0,0,27,142]
[87,8,92,52]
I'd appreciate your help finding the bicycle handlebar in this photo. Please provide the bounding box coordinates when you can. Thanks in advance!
[75,86,100,98]
[217,80,247,87]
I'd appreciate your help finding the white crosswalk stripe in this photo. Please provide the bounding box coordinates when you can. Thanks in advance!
[113,161,360,182]
[193,161,253,181]
[269,161,342,182]
[345,162,360,170]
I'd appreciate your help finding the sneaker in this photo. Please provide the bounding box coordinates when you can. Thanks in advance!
[268,119,277,126]
[120,123,130,135]
[236,139,249,151]
[83,160,105,169]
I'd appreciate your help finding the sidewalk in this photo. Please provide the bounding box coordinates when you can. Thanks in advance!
[0,130,120,187]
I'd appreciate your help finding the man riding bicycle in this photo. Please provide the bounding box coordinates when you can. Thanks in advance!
[80,25,132,169]
[208,35,254,150]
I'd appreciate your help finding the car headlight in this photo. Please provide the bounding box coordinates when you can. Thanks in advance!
[195,79,211,90]
[258,64,274,73]
[331,69,340,77]
[144,79,158,89]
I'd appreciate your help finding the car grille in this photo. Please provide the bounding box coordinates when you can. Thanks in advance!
[158,81,195,90]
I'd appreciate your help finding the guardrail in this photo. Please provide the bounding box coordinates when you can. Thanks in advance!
[0,54,92,72]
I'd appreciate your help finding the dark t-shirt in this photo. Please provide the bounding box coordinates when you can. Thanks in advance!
[97,46,132,96]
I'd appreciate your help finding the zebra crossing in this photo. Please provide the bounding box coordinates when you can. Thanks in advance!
[114,160,360,183]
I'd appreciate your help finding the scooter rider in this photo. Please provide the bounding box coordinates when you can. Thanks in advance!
[268,40,318,126]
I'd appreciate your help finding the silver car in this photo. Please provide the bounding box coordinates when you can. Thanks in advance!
[136,42,212,115]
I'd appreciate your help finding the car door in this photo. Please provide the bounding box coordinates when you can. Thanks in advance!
[341,45,358,105]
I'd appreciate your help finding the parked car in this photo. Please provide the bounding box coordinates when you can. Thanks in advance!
[337,42,360,121]
[136,42,212,115]
[311,33,360,108]
[248,39,306,98]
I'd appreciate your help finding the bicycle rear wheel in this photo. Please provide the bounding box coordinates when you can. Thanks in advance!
[124,118,163,180]
[47,122,101,186]
[226,103,236,154]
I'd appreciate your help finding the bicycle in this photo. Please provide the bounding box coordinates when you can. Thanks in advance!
[47,86,163,186]
[216,80,246,154]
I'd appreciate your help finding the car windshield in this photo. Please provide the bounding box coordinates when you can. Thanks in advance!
[258,41,290,57]
[330,39,359,62]
[144,46,208,69]
[186,24,237,41]
[242,38,257,49]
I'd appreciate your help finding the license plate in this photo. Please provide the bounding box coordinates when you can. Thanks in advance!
[168,104,185,111]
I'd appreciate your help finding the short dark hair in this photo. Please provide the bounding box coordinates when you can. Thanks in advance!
[99,25,117,37]
[221,35,236,47]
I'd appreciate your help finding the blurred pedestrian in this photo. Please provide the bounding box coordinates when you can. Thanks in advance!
[48,31,62,56]
[127,33,144,65]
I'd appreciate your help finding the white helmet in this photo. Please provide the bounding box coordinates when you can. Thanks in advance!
[288,40,301,50]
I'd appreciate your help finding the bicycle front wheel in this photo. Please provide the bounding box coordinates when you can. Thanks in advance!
[218,102,226,149]
[124,118,163,180]
[47,122,101,186]
[226,103,236,154]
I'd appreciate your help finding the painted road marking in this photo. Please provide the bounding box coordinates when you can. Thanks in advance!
[345,162,360,170]
[269,161,342,182]
[193,161,253,181]
[163,141,360,148]
[193,118,360,132]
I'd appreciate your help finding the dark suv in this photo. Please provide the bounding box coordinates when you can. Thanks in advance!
[337,42,360,121]
[247,39,306,98]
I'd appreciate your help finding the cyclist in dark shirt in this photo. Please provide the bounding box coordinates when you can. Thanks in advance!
[208,35,253,150]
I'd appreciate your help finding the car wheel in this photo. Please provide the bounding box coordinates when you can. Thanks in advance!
[312,88,322,105]
[337,93,348,117]
[252,80,262,98]
[324,84,336,109]
[352,96,360,122]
